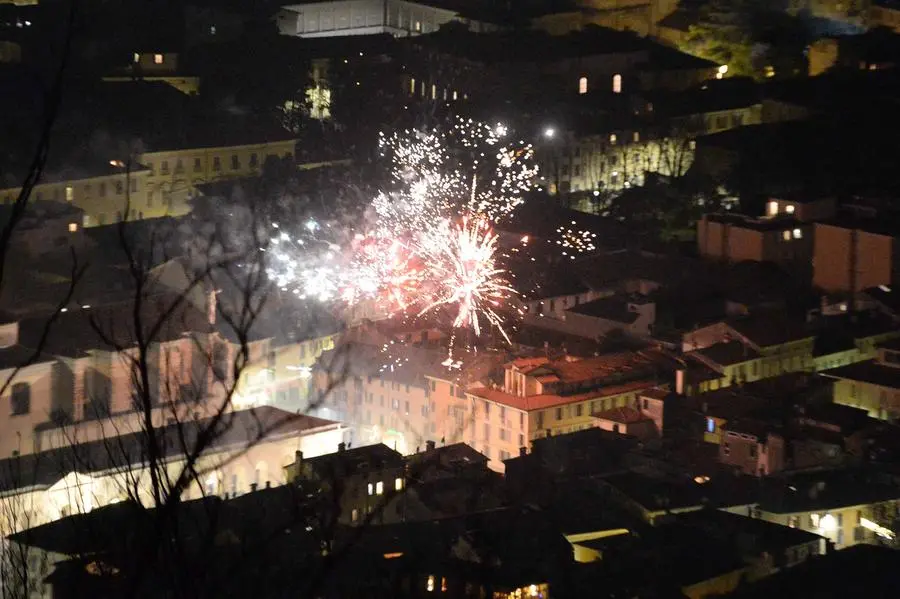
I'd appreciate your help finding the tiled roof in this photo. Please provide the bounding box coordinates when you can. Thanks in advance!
[468,379,657,411]
[593,406,649,424]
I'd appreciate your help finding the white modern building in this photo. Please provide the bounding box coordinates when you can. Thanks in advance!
[276,0,493,38]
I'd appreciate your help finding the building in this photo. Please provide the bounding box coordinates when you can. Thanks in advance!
[697,214,812,272]
[103,50,200,95]
[749,468,900,550]
[813,209,899,293]
[466,351,675,469]
[870,0,900,32]
[283,441,500,526]
[820,338,900,419]
[276,0,495,39]
[0,162,151,229]
[0,407,343,538]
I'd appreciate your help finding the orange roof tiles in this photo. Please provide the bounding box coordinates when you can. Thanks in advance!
[594,406,650,424]
[468,380,657,411]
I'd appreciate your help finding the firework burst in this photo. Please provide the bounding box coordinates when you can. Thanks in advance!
[416,216,515,342]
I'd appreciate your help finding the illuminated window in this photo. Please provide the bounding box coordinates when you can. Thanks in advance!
[689,140,697,150]
[395,477,403,491]
[431,84,436,100]
[133,52,140,63]
[193,157,202,172]
[767,201,779,216]
[633,131,640,142]
[441,577,447,592]
[785,204,795,214]
[409,77,416,95]
[706,417,715,433]
[609,133,617,144]
[452,90,458,100]
[415,20,421,32]
[249,153,258,168]
[810,513,820,528]
[578,76,588,94]
[367,482,374,496]
[612,73,622,93]
[782,230,791,241]
[793,228,802,239]
[65,186,73,202]
[153,53,164,64]
[376,481,384,495]
[426,576,435,592]
[231,155,239,170]
[68,222,78,233]
[351,508,359,522]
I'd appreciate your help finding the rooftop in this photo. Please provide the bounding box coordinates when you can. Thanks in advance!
[759,467,900,514]
[820,359,900,389]
[469,379,658,411]
[593,406,650,424]
[567,294,652,323]
[692,341,760,367]
[727,313,814,349]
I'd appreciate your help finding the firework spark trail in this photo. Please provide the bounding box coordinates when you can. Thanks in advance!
[415,216,515,343]
[266,116,538,344]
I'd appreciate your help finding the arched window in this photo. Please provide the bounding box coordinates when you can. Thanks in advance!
[612,73,622,94]
[11,382,30,415]
[578,76,588,94]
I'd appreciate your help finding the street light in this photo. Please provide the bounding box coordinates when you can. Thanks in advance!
[543,127,556,139]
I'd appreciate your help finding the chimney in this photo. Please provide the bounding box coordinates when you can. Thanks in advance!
[250,483,258,492]
[295,449,303,464]
[206,288,219,325]
[425,440,436,451]
[546,428,552,437]
[519,446,527,457]
[338,442,346,452]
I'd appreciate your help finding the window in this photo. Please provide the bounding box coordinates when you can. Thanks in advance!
[115,181,123,195]
[609,133,617,144]
[706,418,716,433]
[391,398,400,411]
[154,54,164,64]
[782,230,791,241]
[133,52,140,63]
[161,161,169,175]
[810,513,820,528]
[749,444,758,458]
[555,407,563,420]
[484,422,490,440]
[409,77,416,95]
[395,477,403,491]
[578,76,588,94]
[231,155,240,170]
[723,441,730,456]
[130,179,137,192]
[633,131,640,142]
[250,153,258,168]
[767,201,779,216]
[11,383,30,415]
[367,483,374,496]
[519,412,525,429]
[351,508,359,522]
[375,481,384,495]
[98,183,106,197]
[785,204,795,214]
[612,73,622,93]
[65,186,73,202]
[575,404,583,417]
[193,157,202,172]
[536,411,544,429]
[68,223,78,233]
[519,433,525,447]
[213,157,221,171]
[792,228,803,239]
[788,515,800,528]
[426,576,435,592]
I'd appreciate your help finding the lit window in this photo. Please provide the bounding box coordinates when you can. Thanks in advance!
[689,140,697,150]
[367,482,374,496]
[68,223,78,233]
[65,186,73,202]
[376,481,384,495]
[782,230,791,241]
[793,228,802,239]
[351,508,359,522]
[410,77,416,95]
[395,477,403,491]
[810,513,820,528]
[415,21,421,32]
[153,53,164,64]
[431,84,436,100]
[210,25,217,35]
[767,201,779,216]
[133,52,140,63]
[578,76,588,94]
[633,131,640,142]
[786,204,795,214]
[706,417,715,433]
[612,73,622,93]
[426,576,435,592]
[441,577,447,592]
[452,90,458,100]
[609,133,617,144]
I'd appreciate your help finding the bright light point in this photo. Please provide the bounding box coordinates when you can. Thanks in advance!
[544,127,556,138]
[494,123,508,137]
